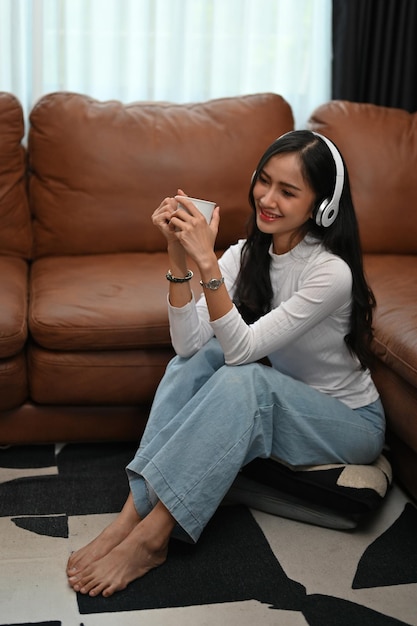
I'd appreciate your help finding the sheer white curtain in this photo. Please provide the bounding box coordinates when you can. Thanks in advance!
[0,0,331,128]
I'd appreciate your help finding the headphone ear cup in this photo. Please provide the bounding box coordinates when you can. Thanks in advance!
[314,198,339,228]
[312,132,344,228]
[314,198,329,227]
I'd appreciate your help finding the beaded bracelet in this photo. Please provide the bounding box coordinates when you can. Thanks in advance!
[166,269,194,283]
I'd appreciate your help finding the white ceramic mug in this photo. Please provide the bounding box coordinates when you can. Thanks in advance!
[177,196,216,223]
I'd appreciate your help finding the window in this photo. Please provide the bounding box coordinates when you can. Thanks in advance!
[0,0,331,127]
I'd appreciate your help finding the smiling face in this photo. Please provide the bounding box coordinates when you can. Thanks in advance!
[253,152,316,254]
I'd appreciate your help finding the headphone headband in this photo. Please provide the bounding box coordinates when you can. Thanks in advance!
[312,132,344,227]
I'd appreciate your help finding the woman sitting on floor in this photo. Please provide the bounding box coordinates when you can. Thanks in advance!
[67,130,385,597]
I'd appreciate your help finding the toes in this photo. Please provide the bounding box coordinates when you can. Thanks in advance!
[68,575,81,593]
[102,580,127,597]
[68,569,96,595]
[67,551,78,571]
[67,560,82,576]
[89,581,108,597]
[78,576,96,595]
[68,574,79,590]
[85,576,128,598]
[102,585,116,598]
[76,573,128,598]
[68,578,82,592]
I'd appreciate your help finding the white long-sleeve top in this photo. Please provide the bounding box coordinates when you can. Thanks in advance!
[168,236,379,409]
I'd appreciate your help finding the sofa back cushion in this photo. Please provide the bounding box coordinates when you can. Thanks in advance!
[29,92,294,258]
[308,101,417,254]
[0,93,32,258]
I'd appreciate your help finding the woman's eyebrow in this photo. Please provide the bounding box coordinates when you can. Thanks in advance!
[281,180,302,191]
[260,167,303,192]
[259,168,270,179]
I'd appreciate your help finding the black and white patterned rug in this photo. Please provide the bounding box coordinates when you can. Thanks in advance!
[0,442,416,625]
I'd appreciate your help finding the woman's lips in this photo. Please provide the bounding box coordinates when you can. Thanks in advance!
[259,206,282,222]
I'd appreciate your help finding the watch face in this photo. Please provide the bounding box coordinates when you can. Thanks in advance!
[208,278,224,290]
[200,276,224,290]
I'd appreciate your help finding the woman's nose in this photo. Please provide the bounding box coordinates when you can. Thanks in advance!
[262,188,278,207]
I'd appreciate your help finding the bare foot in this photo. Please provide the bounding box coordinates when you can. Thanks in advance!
[68,501,176,597]
[67,492,141,578]
[68,524,168,597]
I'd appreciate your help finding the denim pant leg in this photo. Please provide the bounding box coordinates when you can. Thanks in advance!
[127,344,385,543]
[139,337,226,449]
[126,338,226,523]
[127,359,274,542]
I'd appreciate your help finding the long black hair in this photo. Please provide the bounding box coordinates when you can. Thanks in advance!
[233,130,376,370]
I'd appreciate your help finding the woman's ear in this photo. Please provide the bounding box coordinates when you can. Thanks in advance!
[309,200,317,221]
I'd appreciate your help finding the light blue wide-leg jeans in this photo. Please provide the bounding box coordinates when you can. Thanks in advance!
[126,338,385,542]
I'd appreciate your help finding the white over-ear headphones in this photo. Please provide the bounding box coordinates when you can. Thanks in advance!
[251,131,345,228]
[312,132,345,228]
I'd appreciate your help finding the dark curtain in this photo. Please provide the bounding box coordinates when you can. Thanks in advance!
[332,0,417,112]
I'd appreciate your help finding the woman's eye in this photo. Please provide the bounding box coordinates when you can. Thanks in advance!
[282,189,294,197]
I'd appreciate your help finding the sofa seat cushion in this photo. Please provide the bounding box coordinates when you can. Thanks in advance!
[0,351,28,410]
[364,254,417,388]
[28,343,172,405]
[0,256,28,358]
[29,252,204,351]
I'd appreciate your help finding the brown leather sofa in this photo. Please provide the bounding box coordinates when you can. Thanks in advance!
[0,90,293,443]
[0,91,415,503]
